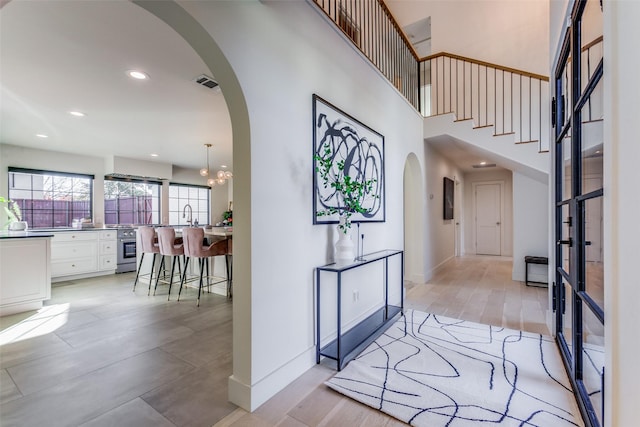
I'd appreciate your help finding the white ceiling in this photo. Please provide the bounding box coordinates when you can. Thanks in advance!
[0,0,232,172]
[0,1,497,176]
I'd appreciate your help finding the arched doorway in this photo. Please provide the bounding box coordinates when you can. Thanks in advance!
[403,153,425,284]
[132,0,252,409]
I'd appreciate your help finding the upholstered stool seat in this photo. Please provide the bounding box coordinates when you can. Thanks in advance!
[133,226,160,293]
[154,227,184,300]
[178,227,229,306]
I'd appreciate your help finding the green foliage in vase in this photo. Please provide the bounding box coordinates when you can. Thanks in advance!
[314,144,378,234]
[0,196,23,229]
[222,210,232,225]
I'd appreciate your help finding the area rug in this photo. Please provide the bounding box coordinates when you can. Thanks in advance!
[326,310,583,426]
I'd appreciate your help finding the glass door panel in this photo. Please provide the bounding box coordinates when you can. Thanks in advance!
[584,196,604,308]
[561,280,574,360]
[560,203,571,275]
[582,300,604,426]
[553,2,604,425]
[581,0,604,90]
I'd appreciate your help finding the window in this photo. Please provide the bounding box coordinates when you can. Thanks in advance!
[8,168,93,229]
[168,183,210,226]
[104,178,160,225]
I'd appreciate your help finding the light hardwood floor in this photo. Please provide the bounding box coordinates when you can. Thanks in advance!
[0,256,549,427]
[215,255,551,427]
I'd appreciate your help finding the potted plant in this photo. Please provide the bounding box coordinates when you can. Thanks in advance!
[222,210,232,227]
[315,142,378,262]
[0,196,27,231]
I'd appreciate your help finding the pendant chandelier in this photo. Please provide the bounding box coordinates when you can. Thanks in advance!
[199,143,232,187]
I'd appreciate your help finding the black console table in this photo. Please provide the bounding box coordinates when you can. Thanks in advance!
[315,249,404,370]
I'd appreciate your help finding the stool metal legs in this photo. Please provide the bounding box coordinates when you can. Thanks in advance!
[133,252,157,292]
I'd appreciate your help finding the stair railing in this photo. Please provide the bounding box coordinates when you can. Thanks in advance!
[420,53,550,152]
[311,0,420,110]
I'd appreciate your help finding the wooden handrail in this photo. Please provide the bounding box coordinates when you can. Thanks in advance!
[377,0,420,61]
[421,52,549,82]
[582,35,603,53]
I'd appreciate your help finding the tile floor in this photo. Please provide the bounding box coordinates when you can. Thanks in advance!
[0,256,550,427]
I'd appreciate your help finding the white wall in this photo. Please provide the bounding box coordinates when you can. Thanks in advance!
[424,143,463,279]
[164,0,426,411]
[512,171,548,282]
[0,144,226,227]
[0,144,107,226]
[403,153,426,284]
[603,1,640,425]
[172,165,229,224]
[463,168,513,256]
[387,0,549,75]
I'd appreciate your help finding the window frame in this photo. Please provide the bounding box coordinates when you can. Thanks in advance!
[7,167,94,229]
[103,176,162,226]
[168,182,211,226]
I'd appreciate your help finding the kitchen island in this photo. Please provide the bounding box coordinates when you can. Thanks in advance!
[0,231,53,316]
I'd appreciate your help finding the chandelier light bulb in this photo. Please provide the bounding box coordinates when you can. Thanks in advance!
[200,168,209,177]
[207,178,216,186]
[217,178,226,185]
[224,171,233,179]
[217,170,226,179]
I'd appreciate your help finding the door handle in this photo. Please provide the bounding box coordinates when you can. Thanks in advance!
[557,238,573,247]
[496,222,501,225]
[585,241,592,246]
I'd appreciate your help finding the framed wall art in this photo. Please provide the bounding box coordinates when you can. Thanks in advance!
[312,94,385,225]
[443,176,454,220]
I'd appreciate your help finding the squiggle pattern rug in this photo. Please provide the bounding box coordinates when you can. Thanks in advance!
[326,310,584,426]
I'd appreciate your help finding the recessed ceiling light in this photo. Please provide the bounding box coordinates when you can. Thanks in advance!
[150,153,159,157]
[595,150,601,154]
[69,111,85,117]
[220,165,227,168]
[127,70,149,80]
[480,161,487,165]
[36,134,48,138]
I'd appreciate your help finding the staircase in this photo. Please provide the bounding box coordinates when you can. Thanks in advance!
[420,53,550,178]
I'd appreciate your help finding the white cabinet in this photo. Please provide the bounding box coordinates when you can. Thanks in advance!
[99,230,117,271]
[0,236,51,316]
[51,230,117,281]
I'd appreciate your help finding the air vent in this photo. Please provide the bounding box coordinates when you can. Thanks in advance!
[472,163,497,169]
[193,74,219,90]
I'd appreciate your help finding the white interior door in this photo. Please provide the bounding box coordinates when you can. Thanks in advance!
[475,183,501,255]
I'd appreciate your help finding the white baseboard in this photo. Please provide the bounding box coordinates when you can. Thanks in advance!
[228,346,316,412]
[405,273,425,284]
[425,255,454,281]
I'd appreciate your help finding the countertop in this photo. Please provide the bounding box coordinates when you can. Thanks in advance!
[0,231,54,239]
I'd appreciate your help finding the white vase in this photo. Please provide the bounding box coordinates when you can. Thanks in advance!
[9,221,28,231]
[334,217,355,264]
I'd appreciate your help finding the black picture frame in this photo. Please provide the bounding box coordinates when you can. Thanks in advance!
[312,94,385,225]
[443,177,454,220]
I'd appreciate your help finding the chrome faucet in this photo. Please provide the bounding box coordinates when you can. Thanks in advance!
[182,204,193,226]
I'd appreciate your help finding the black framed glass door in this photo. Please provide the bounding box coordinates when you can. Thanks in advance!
[553,1,604,426]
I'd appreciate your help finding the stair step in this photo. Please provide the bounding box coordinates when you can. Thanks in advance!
[473,124,494,129]
[493,132,515,137]
[539,150,550,153]
[454,118,474,122]
[427,111,456,118]
[515,140,539,144]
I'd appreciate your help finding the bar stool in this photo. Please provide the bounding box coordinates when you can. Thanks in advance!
[154,227,184,300]
[225,237,233,298]
[178,227,229,306]
[132,226,159,293]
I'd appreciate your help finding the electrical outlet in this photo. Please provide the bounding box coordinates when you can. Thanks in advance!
[353,290,359,302]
